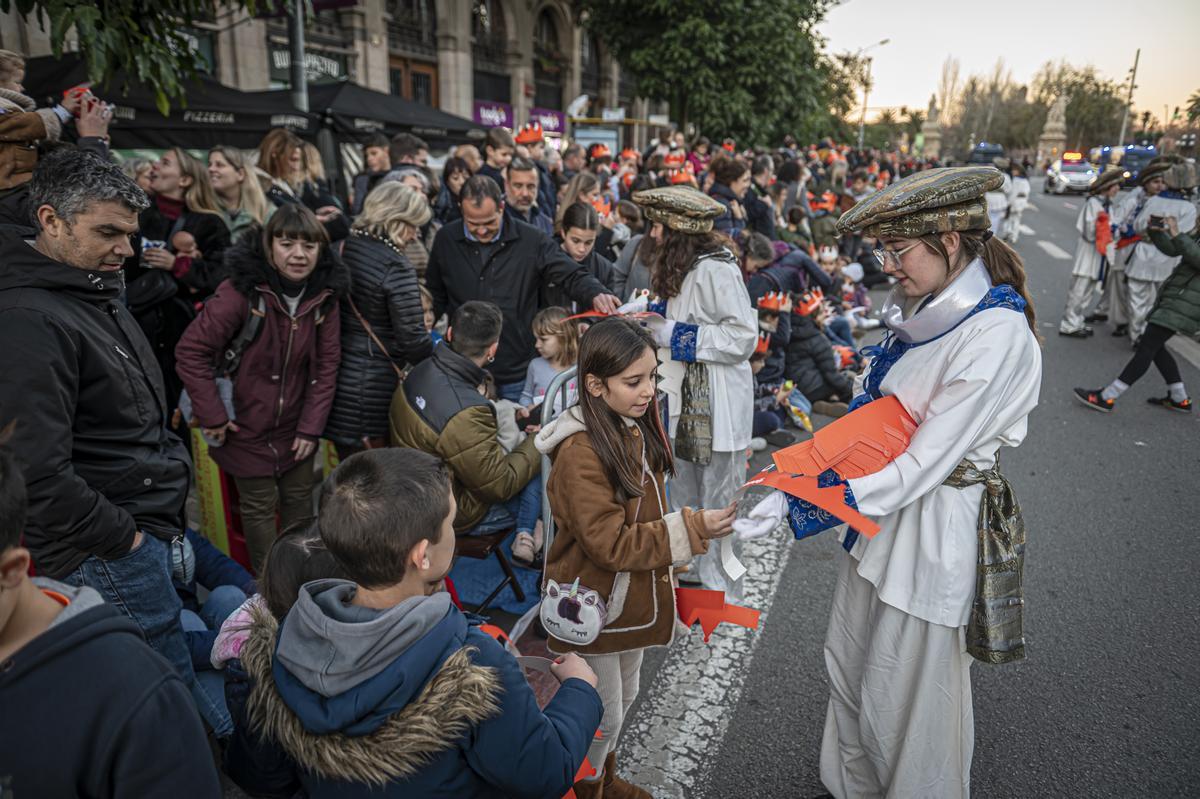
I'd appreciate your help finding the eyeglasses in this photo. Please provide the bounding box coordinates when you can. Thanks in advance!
[872,241,921,268]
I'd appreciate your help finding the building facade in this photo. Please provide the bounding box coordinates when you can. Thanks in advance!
[2,0,654,145]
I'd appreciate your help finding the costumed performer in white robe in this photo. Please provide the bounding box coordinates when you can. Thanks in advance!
[1000,162,1031,243]
[1057,169,1124,337]
[735,166,1043,798]
[630,185,758,597]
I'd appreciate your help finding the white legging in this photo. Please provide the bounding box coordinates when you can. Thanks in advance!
[580,649,645,775]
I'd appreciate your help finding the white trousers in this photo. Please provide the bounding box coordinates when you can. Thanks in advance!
[581,649,644,772]
[1127,277,1164,342]
[820,554,974,799]
[1000,209,1023,243]
[1059,274,1099,333]
[1094,267,1129,326]
[672,450,748,597]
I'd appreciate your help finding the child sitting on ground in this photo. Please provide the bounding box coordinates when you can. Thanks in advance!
[226,448,603,798]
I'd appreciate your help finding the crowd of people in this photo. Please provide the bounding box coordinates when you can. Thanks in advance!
[0,42,1063,799]
[1057,155,1200,414]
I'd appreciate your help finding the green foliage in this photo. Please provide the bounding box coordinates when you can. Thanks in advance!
[1187,90,1200,124]
[1032,61,1125,148]
[1,0,258,115]
[577,0,854,146]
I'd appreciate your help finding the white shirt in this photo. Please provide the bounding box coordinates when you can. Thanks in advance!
[1071,195,1111,280]
[843,260,1043,628]
[657,250,757,452]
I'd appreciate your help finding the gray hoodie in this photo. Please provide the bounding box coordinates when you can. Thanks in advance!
[275,578,454,697]
[32,577,106,628]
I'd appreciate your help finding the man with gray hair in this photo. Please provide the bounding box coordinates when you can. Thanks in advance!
[0,148,195,688]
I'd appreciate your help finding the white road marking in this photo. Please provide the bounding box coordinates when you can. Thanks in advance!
[1024,203,1039,213]
[1063,201,1078,210]
[1036,240,1072,260]
[1020,224,1036,236]
[620,523,795,797]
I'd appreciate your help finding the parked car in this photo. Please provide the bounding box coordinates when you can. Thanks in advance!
[967,142,1006,165]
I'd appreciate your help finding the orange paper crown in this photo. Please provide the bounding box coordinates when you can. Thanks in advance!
[664,150,687,168]
[668,167,695,185]
[589,143,612,161]
[620,148,639,162]
[757,291,785,312]
[795,287,824,316]
[754,332,771,356]
[721,138,736,153]
[515,121,544,144]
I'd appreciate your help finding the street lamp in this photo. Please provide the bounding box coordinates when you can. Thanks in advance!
[856,38,890,150]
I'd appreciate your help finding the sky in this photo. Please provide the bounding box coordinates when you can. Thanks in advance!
[817,0,1199,126]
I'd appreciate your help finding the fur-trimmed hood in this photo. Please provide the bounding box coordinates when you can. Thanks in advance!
[240,603,502,787]
[224,226,350,305]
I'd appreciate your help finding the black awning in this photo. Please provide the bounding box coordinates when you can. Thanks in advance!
[21,55,316,150]
[256,81,484,149]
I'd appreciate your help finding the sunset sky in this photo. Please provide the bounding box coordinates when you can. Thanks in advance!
[817,0,1199,126]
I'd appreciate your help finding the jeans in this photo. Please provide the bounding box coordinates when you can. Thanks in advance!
[514,477,541,534]
[497,380,526,403]
[179,584,246,738]
[233,455,316,573]
[753,408,785,438]
[825,317,855,349]
[62,533,194,686]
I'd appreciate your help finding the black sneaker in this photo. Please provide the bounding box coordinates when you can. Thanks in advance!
[765,429,796,447]
[1112,324,1129,337]
[1058,327,1094,338]
[1147,395,1193,413]
[1073,387,1114,413]
[1084,312,1108,323]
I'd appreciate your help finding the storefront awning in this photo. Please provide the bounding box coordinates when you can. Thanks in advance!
[21,55,315,150]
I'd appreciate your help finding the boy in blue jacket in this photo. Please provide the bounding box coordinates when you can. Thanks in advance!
[226,447,603,799]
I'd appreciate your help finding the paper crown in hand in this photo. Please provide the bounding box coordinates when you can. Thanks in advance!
[515,122,544,144]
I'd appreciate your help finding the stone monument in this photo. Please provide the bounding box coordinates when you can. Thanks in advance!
[1036,94,1069,169]
[919,94,942,160]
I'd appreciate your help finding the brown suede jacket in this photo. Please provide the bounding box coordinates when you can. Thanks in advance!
[0,88,63,190]
[536,407,708,656]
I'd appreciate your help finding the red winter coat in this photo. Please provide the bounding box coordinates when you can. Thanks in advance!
[176,234,347,478]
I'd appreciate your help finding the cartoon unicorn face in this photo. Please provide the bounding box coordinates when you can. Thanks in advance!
[540,579,607,646]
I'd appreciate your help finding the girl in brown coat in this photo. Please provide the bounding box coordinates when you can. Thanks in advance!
[535,318,736,799]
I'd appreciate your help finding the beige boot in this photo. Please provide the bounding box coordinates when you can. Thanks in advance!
[601,752,652,799]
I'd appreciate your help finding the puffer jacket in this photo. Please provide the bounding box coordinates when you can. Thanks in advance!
[784,312,852,403]
[175,234,347,478]
[708,181,747,237]
[224,589,602,799]
[1147,226,1200,337]
[536,407,708,656]
[0,228,192,577]
[389,345,540,532]
[0,87,63,190]
[325,233,432,446]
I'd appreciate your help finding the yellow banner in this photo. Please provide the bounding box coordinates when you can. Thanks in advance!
[191,429,230,555]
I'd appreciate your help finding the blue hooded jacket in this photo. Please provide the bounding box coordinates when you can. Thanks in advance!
[225,580,603,799]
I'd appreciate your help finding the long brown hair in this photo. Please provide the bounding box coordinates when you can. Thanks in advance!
[920,230,1038,334]
[257,128,302,184]
[577,318,674,501]
[556,172,601,232]
[647,225,735,299]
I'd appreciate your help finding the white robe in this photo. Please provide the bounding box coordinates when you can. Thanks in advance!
[1126,195,1198,283]
[1070,195,1110,280]
[842,259,1043,627]
[656,250,757,452]
[1000,176,1031,242]
[984,174,1013,235]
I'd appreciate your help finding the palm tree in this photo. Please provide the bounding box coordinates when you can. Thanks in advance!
[1188,90,1200,123]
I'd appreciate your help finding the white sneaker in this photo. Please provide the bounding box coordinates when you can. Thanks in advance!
[749,437,767,452]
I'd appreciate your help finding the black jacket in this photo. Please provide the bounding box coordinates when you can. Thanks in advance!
[0,231,192,577]
[124,203,231,405]
[543,241,615,311]
[747,264,806,385]
[426,216,609,384]
[0,593,220,798]
[745,183,777,239]
[325,233,432,445]
[784,312,852,403]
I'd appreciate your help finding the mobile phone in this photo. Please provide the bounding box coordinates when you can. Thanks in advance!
[1147,215,1165,231]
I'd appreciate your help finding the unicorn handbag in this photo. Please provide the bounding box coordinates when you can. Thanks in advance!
[540,578,608,646]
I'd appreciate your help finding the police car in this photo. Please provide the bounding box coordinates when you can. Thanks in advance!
[1044,152,1098,194]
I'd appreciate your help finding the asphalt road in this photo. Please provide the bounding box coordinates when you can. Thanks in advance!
[621,180,1200,798]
